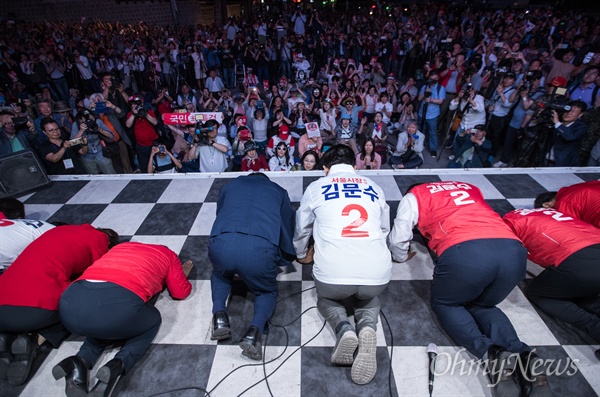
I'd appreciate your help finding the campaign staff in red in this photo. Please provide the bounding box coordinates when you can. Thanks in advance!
[54,242,193,397]
[0,225,117,386]
[503,208,600,344]
[387,181,547,397]
[534,180,600,228]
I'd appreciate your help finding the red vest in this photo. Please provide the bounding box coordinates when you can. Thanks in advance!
[411,181,519,256]
[554,181,600,229]
[503,208,600,267]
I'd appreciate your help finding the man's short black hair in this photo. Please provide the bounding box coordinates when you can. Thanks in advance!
[569,100,588,113]
[534,191,557,209]
[321,144,355,168]
[40,116,58,132]
[0,197,25,219]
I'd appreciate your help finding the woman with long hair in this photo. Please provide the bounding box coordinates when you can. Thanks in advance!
[355,138,381,170]
[268,141,294,171]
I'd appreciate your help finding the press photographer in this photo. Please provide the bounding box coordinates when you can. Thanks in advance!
[187,119,231,173]
[125,95,159,173]
[486,72,517,157]
[447,82,486,154]
[493,70,545,168]
[551,100,588,167]
[71,109,116,174]
[417,70,446,158]
[0,111,37,156]
[100,72,130,112]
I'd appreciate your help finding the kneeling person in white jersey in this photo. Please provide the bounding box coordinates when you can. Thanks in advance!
[294,144,391,385]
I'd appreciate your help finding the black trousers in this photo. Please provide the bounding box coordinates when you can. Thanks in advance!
[0,306,69,348]
[59,281,161,374]
[526,244,600,343]
[487,114,509,156]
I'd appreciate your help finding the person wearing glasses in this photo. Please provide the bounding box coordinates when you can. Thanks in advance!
[38,117,87,175]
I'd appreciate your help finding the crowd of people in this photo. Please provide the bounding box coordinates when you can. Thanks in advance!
[1,3,600,175]
[1,152,598,396]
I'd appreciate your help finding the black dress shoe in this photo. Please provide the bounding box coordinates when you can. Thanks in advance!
[211,311,231,341]
[88,358,124,397]
[517,351,552,397]
[239,326,262,361]
[0,333,15,380]
[7,334,38,386]
[52,355,90,397]
[486,345,520,397]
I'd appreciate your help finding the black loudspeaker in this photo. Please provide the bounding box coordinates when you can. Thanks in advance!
[0,150,52,198]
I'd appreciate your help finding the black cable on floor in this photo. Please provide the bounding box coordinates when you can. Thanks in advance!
[237,310,327,397]
[380,309,395,397]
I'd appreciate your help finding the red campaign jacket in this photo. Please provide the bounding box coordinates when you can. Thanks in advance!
[78,242,191,302]
[411,181,519,256]
[0,225,109,310]
[554,180,600,229]
[503,208,600,268]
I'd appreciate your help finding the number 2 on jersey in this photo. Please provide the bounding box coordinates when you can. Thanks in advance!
[341,204,370,237]
[450,191,475,206]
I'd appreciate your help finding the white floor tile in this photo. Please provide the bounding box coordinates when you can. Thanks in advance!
[368,175,403,201]
[529,173,586,192]
[562,344,600,395]
[188,202,217,236]
[157,179,213,203]
[390,241,435,280]
[391,345,493,397]
[66,180,131,204]
[91,203,154,235]
[154,280,214,345]
[206,345,301,397]
[449,174,506,199]
[498,288,560,346]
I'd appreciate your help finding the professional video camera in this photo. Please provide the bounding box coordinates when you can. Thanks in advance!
[194,120,217,146]
[534,96,571,127]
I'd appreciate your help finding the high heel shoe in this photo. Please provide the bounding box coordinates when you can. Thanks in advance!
[88,358,124,397]
[52,355,89,397]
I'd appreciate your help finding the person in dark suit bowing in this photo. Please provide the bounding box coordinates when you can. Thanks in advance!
[208,172,296,360]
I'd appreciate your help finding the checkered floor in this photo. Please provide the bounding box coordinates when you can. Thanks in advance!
[3,168,600,397]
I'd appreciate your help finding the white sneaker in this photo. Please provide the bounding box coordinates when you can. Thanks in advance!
[493,161,507,168]
[448,155,455,160]
[351,327,377,385]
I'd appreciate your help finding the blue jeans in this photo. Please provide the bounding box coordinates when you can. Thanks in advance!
[430,238,529,358]
[423,116,439,153]
[209,233,282,332]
